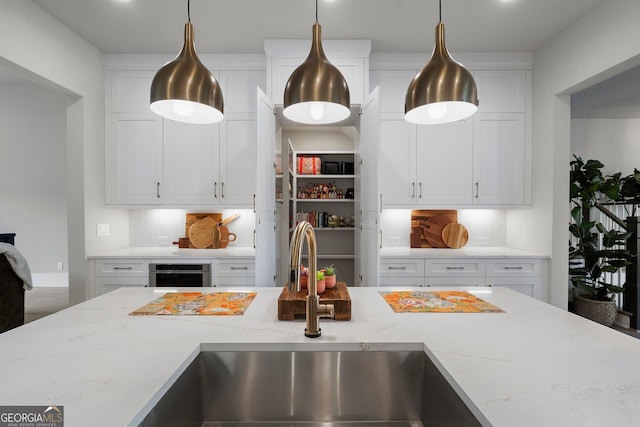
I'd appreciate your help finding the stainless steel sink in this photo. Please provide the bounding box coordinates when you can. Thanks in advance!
[136,344,485,427]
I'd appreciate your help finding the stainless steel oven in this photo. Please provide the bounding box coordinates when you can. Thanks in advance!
[149,263,211,287]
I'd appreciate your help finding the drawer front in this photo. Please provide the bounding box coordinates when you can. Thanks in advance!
[486,260,541,277]
[488,278,543,300]
[214,259,255,277]
[95,259,149,277]
[423,277,483,287]
[95,277,147,296]
[379,259,425,277]
[425,260,485,276]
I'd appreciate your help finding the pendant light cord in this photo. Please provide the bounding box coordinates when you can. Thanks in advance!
[439,0,442,22]
[315,0,318,23]
[187,0,191,23]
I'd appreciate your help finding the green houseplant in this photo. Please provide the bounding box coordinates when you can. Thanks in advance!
[569,156,634,325]
[322,264,337,288]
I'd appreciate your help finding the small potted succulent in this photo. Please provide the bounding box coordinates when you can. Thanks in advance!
[315,270,326,294]
[322,265,337,288]
[299,265,309,289]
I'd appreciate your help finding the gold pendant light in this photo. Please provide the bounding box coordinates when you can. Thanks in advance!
[405,0,478,125]
[283,0,350,125]
[150,0,223,124]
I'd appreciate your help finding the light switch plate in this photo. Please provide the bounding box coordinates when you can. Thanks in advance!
[97,223,110,237]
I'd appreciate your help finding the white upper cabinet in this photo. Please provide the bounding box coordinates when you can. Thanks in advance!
[473,113,526,205]
[162,120,220,205]
[264,40,371,106]
[474,70,527,113]
[417,119,474,205]
[107,113,163,205]
[104,57,265,207]
[375,65,531,208]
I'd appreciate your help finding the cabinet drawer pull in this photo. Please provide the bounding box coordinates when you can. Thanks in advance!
[387,266,407,270]
[113,267,133,270]
[446,266,465,270]
[230,266,249,270]
[504,266,524,270]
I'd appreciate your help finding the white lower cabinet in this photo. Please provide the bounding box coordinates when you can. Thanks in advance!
[379,256,546,300]
[91,258,150,297]
[212,258,256,287]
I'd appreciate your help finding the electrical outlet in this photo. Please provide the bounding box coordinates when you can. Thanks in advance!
[57,262,64,271]
[97,223,110,237]
[158,236,169,245]
[478,236,489,246]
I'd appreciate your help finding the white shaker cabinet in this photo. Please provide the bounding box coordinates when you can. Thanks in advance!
[375,68,530,208]
[163,120,220,205]
[107,113,163,205]
[105,66,263,207]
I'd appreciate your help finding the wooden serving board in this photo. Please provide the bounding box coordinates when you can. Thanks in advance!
[411,210,458,248]
[442,222,469,249]
[278,281,351,321]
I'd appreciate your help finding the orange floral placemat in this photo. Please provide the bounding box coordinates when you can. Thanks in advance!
[129,292,257,316]
[380,290,504,313]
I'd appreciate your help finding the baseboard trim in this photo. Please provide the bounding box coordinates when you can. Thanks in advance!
[31,273,69,287]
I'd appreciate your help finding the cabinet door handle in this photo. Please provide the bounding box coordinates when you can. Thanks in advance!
[475,182,479,199]
[230,266,249,270]
[379,193,383,213]
[387,266,407,270]
[156,182,160,198]
[113,267,132,270]
[221,182,225,198]
[504,266,524,270]
[379,229,382,249]
[446,266,465,270]
[214,182,218,198]
[411,182,416,198]
[419,182,423,198]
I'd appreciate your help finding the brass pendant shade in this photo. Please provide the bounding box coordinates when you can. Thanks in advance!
[150,22,224,124]
[283,22,351,125]
[405,22,479,125]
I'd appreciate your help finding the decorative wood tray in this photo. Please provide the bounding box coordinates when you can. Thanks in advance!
[278,281,351,320]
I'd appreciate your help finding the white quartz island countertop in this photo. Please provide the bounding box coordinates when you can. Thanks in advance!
[1,287,639,426]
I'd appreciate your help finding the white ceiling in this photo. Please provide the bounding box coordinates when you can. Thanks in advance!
[7,0,639,119]
[31,0,605,54]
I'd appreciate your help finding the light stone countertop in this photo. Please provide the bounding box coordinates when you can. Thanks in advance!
[380,246,549,258]
[88,246,256,259]
[0,286,638,426]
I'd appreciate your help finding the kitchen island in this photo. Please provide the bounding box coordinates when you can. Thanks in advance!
[0,286,639,426]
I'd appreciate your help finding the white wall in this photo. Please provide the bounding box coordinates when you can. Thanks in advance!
[0,82,68,285]
[508,0,640,308]
[380,209,507,248]
[571,118,640,175]
[0,1,130,303]
[128,209,256,248]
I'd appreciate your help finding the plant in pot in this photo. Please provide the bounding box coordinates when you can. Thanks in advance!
[322,265,337,288]
[299,265,309,289]
[315,270,326,294]
[569,156,633,326]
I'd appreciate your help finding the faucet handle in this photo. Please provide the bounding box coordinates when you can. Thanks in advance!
[318,303,335,319]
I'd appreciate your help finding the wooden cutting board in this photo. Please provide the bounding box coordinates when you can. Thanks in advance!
[442,222,469,249]
[278,282,351,321]
[411,210,457,248]
[188,217,217,249]
[185,213,222,248]
[423,215,454,248]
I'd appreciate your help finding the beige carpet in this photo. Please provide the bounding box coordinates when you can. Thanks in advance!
[24,287,70,323]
